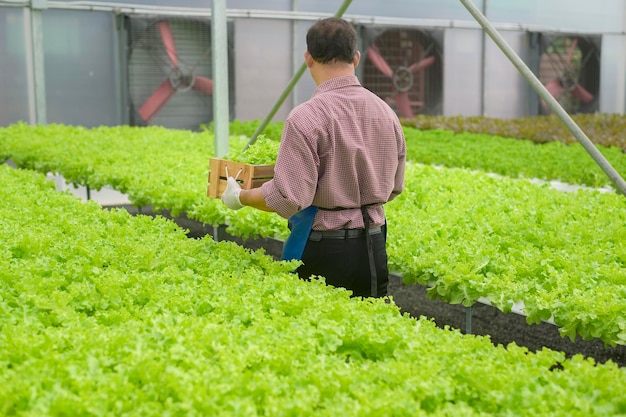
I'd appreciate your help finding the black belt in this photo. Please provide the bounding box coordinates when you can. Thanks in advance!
[311,203,382,298]
[308,226,382,241]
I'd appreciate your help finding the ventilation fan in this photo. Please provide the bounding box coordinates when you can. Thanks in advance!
[125,16,233,130]
[538,34,600,115]
[360,27,443,117]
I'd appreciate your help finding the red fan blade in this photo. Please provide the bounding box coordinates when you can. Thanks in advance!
[571,83,594,104]
[138,79,176,122]
[541,78,563,109]
[545,78,564,98]
[367,44,394,78]
[565,37,579,65]
[408,56,436,73]
[192,76,214,95]
[394,92,413,118]
[158,21,178,68]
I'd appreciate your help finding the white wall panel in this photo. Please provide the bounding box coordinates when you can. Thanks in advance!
[295,0,482,20]
[600,34,626,114]
[42,9,120,127]
[234,19,293,121]
[443,28,482,116]
[0,8,30,126]
[483,30,527,118]
[488,0,624,33]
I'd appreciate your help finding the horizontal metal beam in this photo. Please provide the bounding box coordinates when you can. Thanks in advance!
[1,1,622,35]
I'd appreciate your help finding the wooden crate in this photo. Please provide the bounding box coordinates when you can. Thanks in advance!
[207,158,275,198]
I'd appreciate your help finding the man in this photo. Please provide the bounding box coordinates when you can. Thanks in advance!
[222,17,406,298]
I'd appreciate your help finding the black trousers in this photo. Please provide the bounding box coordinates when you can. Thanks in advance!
[295,229,389,298]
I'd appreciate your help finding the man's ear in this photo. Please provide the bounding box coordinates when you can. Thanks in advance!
[353,50,361,68]
[304,50,314,68]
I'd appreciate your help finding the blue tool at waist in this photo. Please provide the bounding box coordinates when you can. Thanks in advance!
[280,205,319,261]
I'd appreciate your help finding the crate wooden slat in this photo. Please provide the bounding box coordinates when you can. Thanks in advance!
[207,158,275,198]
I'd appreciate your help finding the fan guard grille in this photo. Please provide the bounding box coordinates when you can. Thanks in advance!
[362,28,443,117]
[127,16,214,130]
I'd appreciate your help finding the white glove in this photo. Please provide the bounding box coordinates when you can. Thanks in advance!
[221,177,244,210]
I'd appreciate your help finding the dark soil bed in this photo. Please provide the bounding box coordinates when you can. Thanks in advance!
[116,206,626,367]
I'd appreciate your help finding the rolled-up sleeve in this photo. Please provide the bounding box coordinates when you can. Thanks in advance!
[261,180,300,219]
[261,109,319,220]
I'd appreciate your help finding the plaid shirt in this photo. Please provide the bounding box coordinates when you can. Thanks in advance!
[262,75,406,230]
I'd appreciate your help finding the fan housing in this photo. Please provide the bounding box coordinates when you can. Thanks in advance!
[360,27,443,118]
[537,34,601,115]
[124,15,234,130]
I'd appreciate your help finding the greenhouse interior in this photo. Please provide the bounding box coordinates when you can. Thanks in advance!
[1,0,626,415]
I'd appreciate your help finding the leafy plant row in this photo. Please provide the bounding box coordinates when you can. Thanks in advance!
[226,117,626,189]
[402,113,626,151]
[1,122,625,346]
[0,122,287,239]
[1,164,626,416]
[403,128,626,189]
[386,163,626,346]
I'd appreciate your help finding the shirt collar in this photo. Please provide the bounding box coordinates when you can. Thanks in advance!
[313,75,361,97]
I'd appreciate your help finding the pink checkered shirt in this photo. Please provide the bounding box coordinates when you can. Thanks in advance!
[261,75,406,230]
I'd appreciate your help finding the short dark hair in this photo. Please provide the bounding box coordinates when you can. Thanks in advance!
[306,17,357,64]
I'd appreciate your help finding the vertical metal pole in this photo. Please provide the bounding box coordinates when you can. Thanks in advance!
[212,0,229,157]
[459,0,626,198]
[114,15,129,125]
[29,1,48,125]
[24,9,36,124]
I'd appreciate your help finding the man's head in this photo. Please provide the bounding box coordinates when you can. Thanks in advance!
[306,17,358,65]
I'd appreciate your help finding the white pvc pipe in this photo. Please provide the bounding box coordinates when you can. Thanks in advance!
[30,7,46,124]
[23,7,36,124]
